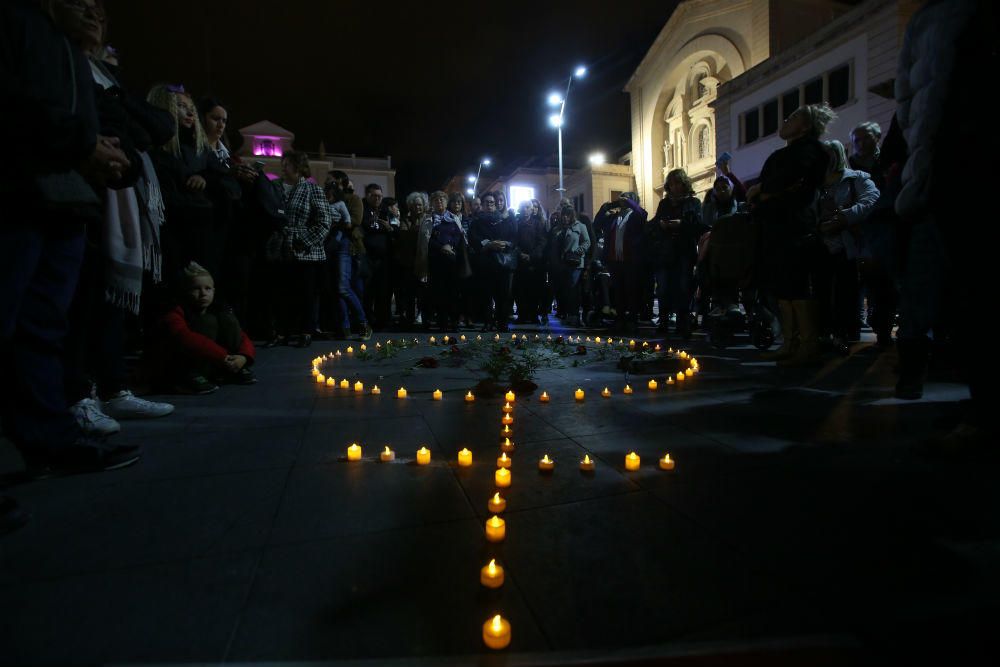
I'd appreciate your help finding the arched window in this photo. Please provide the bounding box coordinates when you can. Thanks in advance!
[697,124,712,160]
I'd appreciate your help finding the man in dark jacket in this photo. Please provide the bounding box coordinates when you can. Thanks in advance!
[513,202,549,325]
[0,0,139,481]
[469,193,518,332]
[361,183,392,328]
[595,192,646,333]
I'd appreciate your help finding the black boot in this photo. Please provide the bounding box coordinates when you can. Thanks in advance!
[895,337,929,400]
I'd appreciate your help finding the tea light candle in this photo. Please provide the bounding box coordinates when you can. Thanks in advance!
[655,344,661,351]
[575,388,585,401]
[346,346,353,354]
[624,384,633,394]
[629,339,636,349]
[595,336,602,343]
[465,391,475,403]
[339,378,349,389]
[539,391,550,403]
[375,342,381,349]
[326,377,335,387]
[397,387,407,398]
[433,389,443,400]
[502,402,513,413]
[496,452,511,469]
[482,614,511,650]
[485,515,506,542]
[346,443,362,461]
[476,335,482,341]
[501,414,513,426]
[480,559,505,589]
[580,454,595,472]
[335,350,342,357]
[501,425,512,438]
[371,385,381,395]
[495,467,511,488]
[380,446,395,462]
[311,367,320,377]
[642,341,649,349]
[457,448,472,467]
[494,334,500,341]
[505,390,515,403]
[667,376,675,385]
[500,438,515,453]
[538,454,554,472]
[676,372,685,382]
[586,336,592,342]
[429,336,436,344]
[648,379,658,390]
[415,447,431,465]
[460,334,467,341]
[685,368,694,378]
[601,387,611,398]
[354,381,364,392]
[625,451,640,471]
[488,492,507,513]
[512,334,518,341]
[360,344,367,352]
[316,374,326,384]
[669,347,674,353]
[659,453,675,470]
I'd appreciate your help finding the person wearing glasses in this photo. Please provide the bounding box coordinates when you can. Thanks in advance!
[469,192,518,332]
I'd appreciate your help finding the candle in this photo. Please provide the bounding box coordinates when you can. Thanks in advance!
[546,335,552,341]
[669,347,674,353]
[642,341,649,349]
[659,453,675,470]
[538,454,554,472]
[501,414,513,426]
[360,344,367,352]
[511,334,517,341]
[495,467,511,488]
[539,391,550,403]
[346,443,362,461]
[505,390,515,403]
[335,350,342,357]
[685,368,694,377]
[625,451,641,471]
[340,379,349,389]
[465,391,475,403]
[311,367,319,377]
[485,515,506,542]
[575,388,585,401]
[595,336,602,343]
[655,344,661,351]
[586,336,592,342]
[476,335,482,341]
[354,381,364,392]
[624,384,633,394]
[460,334,467,342]
[496,452,511,469]
[480,559,505,589]
[501,402,513,413]
[416,447,431,465]
[433,389,443,400]
[601,387,611,398]
[648,379,658,390]
[376,342,381,349]
[346,346,353,354]
[580,454,595,472]
[457,448,472,467]
[494,334,500,341]
[501,425,512,438]
[667,376,675,385]
[316,374,326,384]
[429,336,436,344]
[380,446,395,462]
[629,339,636,349]
[371,385,381,395]
[482,614,511,650]
[500,438,515,453]
[488,492,507,513]
[397,387,407,399]
[676,372,685,382]
[326,377,335,387]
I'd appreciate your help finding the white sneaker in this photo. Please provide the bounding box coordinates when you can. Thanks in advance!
[70,398,121,436]
[102,390,175,419]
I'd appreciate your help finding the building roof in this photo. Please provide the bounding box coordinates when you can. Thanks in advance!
[238,120,295,140]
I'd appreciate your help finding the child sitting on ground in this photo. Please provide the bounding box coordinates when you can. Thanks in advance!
[155,262,256,394]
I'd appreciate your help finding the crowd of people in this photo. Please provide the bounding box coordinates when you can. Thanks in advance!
[1,0,991,533]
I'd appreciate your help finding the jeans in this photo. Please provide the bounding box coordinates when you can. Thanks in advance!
[334,250,366,330]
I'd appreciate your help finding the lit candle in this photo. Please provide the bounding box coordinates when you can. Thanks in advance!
[659,453,675,470]
[380,446,395,462]
[648,379,658,391]
[500,438,515,453]
[655,344,661,351]
[625,451,640,471]
[354,381,364,392]
[595,337,602,343]
[416,446,430,465]
[538,454,554,472]
[316,374,326,384]
[501,414,513,426]
[685,368,694,378]
[346,346,353,354]
[618,339,624,345]
[480,559,505,589]
[397,387,407,399]
[669,347,674,353]
[501,402,513,413]
[311,367,319,377]
[376,342,381,349]
[501,425,512,438]
[465,391,475,403]
[586,336,592,342]
[629,339,636,349]
[429,336,436,344]
[624,384,633,394]
[495,467,511,488]
[335,350,342,357]
[488,492,507,513]
[485,515,506,542]
[346,443,362,461]
[539,391,550,403]
[667,376,675,385]
[505,390,515,403]
[482,614,511,650]
[496,452,511,469]
[511,334,517,341]
[340,379,349,389]
[326,377,335,387]
[580,454,595,472]
[676,371,685,382]
[546,335,552,341]
[457,448,472,467]
[360,344,367,352]
[642,341,649,349]
[460,334,467,342]
[601,387,611,398]
[433,389,443,400]
[575,388,585,401]
[494,334,500,341]
[477,335,482,341]
[371,385,381,395]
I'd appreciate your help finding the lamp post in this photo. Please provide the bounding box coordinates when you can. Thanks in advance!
[548,65,587,195]
[468,157,492,197]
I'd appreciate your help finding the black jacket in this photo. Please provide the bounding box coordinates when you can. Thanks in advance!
[644,196,707,267]
[469,212,518,271]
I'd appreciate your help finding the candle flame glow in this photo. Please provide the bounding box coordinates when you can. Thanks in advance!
[488,559,496,574]
[489,516,501,527]
[542,455,551,463]
[584,455,591,463]
[493,492,501,501]
[492,615,502,630]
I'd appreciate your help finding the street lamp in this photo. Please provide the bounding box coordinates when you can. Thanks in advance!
[471,156,491,197]
[547,65,587,194]
[588,152,606,166]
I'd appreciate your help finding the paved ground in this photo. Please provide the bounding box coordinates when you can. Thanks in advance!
[1,324,997,666]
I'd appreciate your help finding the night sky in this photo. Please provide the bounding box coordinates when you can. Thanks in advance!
[104,0,680,194]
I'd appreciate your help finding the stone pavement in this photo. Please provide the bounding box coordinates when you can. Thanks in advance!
[1,325,997,666]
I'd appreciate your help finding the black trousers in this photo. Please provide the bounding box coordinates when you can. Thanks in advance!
[272,261,320,336]
[479,266,514,327]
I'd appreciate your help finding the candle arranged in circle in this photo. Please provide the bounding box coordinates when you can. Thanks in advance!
[501,414,513,426]
[397,387,407,398]
[575,388,585,401]
[465,391,475,403]
[340,378,350,389]
[380,446,395,462]
[501,425,512,438]
[311,367,319,377]
[482,614,511,650]
[601,387,611,398]
[316,374,326,384]
[625,451,641,471]
[502,402,513,413]
[359,344,367,352]
[624,384,634,394]
[433,389,443,400]
[538,454,554,472]
[326,377,335,387]
[429,336,436,344]
[416,447,430,465]
[496,452,511,469]
[354,381,363,392]
[629,339,636,349]
[685,368,694,377]
[346,443,362,461]
[485,515,506,542]
[457,448,472,467]
[371,385,381,395]
[659,453,675,470]
[495,467,511,488]
[346,346,353,354]
[460,334,467,341]
[539,391,550,403]
[648,379,658,390]
[500,438,515,453]
[488,492,507,513]
[667,376,675,385]
[676,371,685,382]
[580,454,595,472]
[480,559,505,589]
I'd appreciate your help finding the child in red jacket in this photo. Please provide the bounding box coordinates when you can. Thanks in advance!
[156,262,256,394]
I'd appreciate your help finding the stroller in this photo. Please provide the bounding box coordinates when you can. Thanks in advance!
[700,211,775,349]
